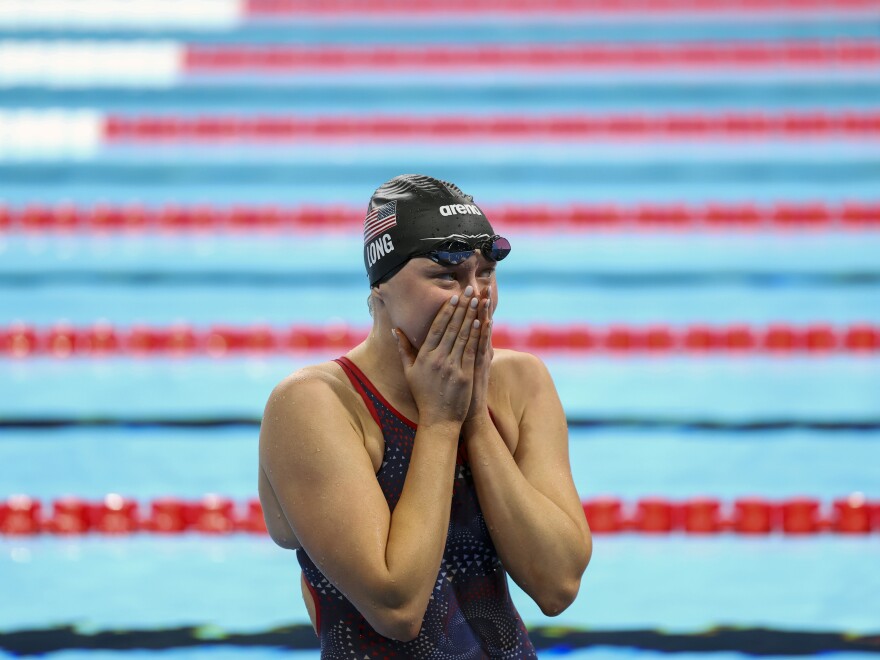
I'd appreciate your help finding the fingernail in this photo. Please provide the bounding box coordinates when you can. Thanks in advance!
[464,285,473,297]
[473,319,480,329]
[484,299,490,309]
[488,285,492,298]
[450,295,459,306]
[470,297,478,309]
[391,328,397,340]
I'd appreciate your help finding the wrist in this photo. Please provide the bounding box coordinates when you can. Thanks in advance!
[462,408,492,435]
[417,417,463,436]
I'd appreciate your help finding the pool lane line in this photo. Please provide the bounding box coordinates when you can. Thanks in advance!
[2,322,878,357]
[2,493,878,536]
[3,272,880,286]
[4,110,880,158]
[95,111,880,143]
[0,623,878,655]
[182,41,880,73]
[242,0,880,18]
[3,40,880,88]
[2,417,880,431]
[3,201,878,233]
[3,0,880,31]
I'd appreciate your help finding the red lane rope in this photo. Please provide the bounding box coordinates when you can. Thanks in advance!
[1,494,876,535]
[102,112,880,142]
[246,0,880,15]
[183,42,880,72]
[2,323,878,358]
[4,202,879,233]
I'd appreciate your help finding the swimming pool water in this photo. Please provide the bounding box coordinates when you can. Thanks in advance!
[2,4,879,659]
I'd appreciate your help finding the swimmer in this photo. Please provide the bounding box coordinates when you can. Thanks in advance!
[258,174,592,658]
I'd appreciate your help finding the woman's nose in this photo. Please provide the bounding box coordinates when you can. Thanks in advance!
[461,259,488,298]
[464,278,483,299]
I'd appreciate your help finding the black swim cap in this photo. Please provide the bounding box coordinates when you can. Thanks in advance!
[363,174,496,287]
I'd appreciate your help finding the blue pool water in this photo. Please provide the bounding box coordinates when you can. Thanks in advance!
[2,5,879,660]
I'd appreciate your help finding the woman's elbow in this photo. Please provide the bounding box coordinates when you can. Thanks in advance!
[372,605,423,642]
[533,537,592,617]
[358,573,430,642]
[537,577,583,617]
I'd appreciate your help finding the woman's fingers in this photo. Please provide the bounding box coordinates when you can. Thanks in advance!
[392,327,417,369]
[421,293,460,353]
[476,298,492,366]
[438,285,476,354]
[469,305,490,381]
[486,287,494,358]
[451,295,481,365]
[461,317,482,371]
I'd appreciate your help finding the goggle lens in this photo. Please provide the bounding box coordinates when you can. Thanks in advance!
[426,236,511,267]
[484,236,511,262]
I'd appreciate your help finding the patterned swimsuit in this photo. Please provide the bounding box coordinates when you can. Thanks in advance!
[295,356,538,659]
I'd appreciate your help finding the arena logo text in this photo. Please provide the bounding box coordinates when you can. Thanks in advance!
[438,204,482,217]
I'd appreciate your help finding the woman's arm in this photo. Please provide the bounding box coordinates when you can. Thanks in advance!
[260,372,461,642]
[462,352,592,616]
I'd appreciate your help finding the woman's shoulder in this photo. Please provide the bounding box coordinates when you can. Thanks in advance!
[264,360,362,419]
[492,348,549,380]
[270,360,338,389]
[490,348,554,414]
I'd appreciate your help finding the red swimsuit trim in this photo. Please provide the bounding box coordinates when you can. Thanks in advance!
[303,572,322,635]
[334,355,502,467]
[334,356,418,430]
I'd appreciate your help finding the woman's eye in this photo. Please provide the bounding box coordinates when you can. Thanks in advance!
[435,273,456,281]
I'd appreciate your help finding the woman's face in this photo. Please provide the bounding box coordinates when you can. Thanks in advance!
[379,253,498,349]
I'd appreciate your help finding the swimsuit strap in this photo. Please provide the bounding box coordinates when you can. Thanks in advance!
[334,355,499,434]
[333,356,418,430]
[333,356,382,430]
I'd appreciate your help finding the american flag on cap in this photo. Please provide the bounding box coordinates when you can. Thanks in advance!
[363,201,397,244]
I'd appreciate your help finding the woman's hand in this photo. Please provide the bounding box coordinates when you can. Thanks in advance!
[393,286,483,428]
[464,286,494,424]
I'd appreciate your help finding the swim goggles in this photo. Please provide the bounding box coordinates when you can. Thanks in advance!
[417,235,511,266]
